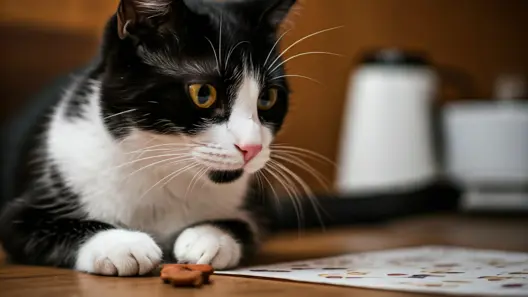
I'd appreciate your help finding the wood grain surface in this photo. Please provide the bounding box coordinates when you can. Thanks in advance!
[1,214,527,297]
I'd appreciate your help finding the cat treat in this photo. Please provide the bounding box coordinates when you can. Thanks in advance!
[160,264,215,287]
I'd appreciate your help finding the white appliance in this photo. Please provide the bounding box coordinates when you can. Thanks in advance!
[337,49,439,195]
[443,75,528,211]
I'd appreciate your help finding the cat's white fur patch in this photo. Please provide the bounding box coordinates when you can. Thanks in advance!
[174,224,241,270]
[48,71,266,270]
[229,71,262,145]
[75,229,162,276]
[196,72,273,173]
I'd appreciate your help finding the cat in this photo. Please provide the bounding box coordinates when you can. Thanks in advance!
[0,0,296,276]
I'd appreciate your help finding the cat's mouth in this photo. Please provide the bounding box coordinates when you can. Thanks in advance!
[207,170,244,184]
[190,145,269,183]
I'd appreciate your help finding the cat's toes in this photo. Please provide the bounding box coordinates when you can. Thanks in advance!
[174,225,241,270]
[75,229,162,276]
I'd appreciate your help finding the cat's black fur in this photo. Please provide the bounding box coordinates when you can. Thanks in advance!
[0,0,295,272]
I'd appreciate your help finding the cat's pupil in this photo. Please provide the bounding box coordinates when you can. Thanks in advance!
[198,86,211,104]
[259,98,270,106]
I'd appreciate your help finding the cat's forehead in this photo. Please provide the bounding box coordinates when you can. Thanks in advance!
[135,1,292,82]
[140,44,260,84]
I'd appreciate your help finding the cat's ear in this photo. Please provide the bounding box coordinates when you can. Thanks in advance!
[117,0,172,39]
[262,0,297,27]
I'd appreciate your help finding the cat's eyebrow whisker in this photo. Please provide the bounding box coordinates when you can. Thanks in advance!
[269,160,328,232]
[103,109,137,120]
[269,51,343,73]
[205,37,221,75]
[269,74,321,84]
[264,29,292,68]
[267,25,344,71]
[225,41,250,70]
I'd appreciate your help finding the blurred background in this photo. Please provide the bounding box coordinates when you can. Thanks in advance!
[1,0,527,229]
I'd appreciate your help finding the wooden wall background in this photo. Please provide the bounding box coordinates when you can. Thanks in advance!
[1,0,527,193]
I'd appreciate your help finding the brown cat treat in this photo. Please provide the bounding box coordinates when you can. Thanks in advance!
[183,264,215,282]
[161,269,204,287]
[160,264,215,287]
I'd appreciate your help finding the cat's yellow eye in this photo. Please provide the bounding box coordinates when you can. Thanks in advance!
[188,84,217,108]
[258,88,278,110]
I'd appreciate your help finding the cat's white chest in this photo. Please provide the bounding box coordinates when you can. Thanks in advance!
[84,163,249,243]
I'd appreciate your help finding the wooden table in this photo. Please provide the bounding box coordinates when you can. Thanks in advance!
[1,214,527,297]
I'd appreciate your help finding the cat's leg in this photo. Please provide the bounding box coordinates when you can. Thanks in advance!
[0,200,162,276]
[173,220,258,270]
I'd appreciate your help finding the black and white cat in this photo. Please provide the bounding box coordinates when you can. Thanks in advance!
[0,0,296,276]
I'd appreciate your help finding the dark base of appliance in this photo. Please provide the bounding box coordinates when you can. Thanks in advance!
[267,183,462,231]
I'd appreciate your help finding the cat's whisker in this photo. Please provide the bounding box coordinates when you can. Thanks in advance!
[271,149,334,166]
[124,148,190,155]
[269,74,321,84]
[264,29,292,68]
[113,153,191,170]
[196,165,211,190]
[124,143,197,154]
[269,160,327,231]
[269,51,343,73]
[271,153,331,191]
[254,172,264,195]
[184,166,207,200]
[119,158,195,187]
[271,145,336,166]
[258,171,282,213]
[267,25,344,71]
[225,41,250,70]
[205,37,220,75]
[103,109,137,120]
[140,160,200,200]
[264,163,305,232]
[98,157,196,199]
[132,137,158,159]
[262,166,303,232]
[159,162,201,191]
[121,155,194,181]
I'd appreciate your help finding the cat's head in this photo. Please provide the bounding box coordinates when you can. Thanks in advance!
[100,0,296,183]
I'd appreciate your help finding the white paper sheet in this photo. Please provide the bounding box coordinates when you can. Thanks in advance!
[217,246,528,296]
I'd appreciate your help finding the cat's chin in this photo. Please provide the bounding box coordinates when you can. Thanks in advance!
[207,170,245,184]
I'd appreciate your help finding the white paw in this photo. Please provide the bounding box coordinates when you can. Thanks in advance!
[75,229,162,276]
[174,225,242,270]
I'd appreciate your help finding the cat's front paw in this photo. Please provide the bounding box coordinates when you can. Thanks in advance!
[174,225,241,270]
[75,229,162,276]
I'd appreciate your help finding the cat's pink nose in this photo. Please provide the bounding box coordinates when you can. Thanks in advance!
[235,144,263,163]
